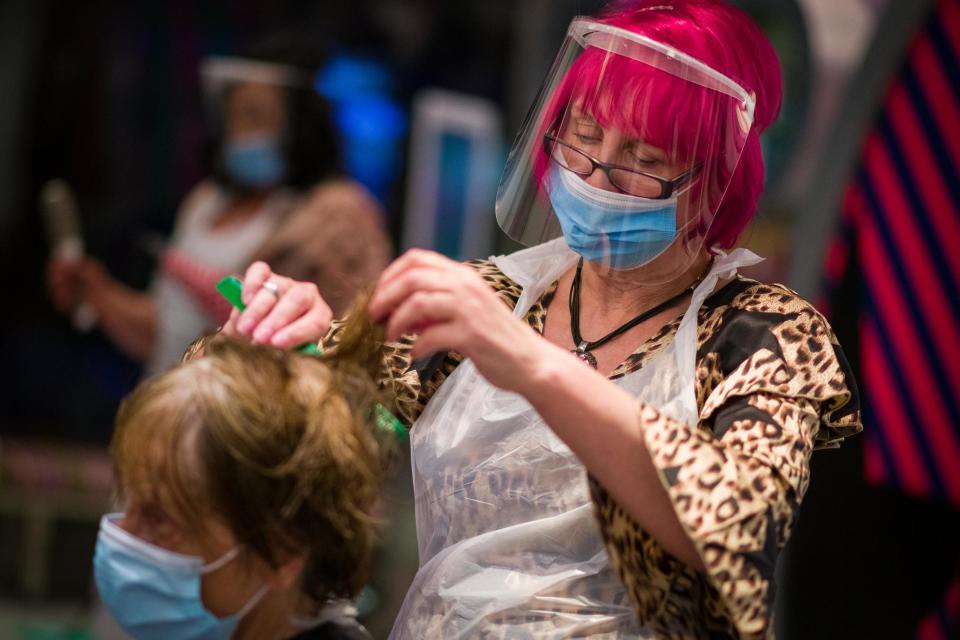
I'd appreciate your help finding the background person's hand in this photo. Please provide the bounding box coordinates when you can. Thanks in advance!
[368,249,549,393]
[77,256,109,288]
[221,261,333,349]
[46,257,84,314]
[47,256,110,313]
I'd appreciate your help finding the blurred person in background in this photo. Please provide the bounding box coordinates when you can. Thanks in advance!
[46,37,391,377]
[95,307,392,640]
[226,2,861,638]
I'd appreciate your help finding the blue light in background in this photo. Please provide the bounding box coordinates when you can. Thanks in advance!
[315,54,407,205]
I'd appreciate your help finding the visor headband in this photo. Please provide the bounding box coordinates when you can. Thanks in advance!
[200,56,312,90]
[567,17,755,127]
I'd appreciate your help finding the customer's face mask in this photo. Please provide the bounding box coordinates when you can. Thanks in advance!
[94,513,268,640]
[548,165,678,270]
[222,135,287,189]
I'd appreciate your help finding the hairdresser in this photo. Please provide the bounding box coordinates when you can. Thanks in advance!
[223,2,861,638]
[47,38,390,376]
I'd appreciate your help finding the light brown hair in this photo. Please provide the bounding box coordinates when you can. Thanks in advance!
[111,300,392,603]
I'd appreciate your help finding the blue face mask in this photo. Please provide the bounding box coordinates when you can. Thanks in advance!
[222,136,287,189]
[94,513,269,640]
[548,165,678,270]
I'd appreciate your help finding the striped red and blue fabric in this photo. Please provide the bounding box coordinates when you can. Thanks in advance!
[827,0,960,508]
[821,3,960,635]
[915,576,960,640]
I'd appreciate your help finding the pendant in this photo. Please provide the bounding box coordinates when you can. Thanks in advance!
[572,342,598,369]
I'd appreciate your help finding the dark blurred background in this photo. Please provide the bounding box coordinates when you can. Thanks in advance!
[0,1,957,638]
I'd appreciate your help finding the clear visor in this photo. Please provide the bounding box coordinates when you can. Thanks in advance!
[496,18,755,280]
[200,56,311,94]
[199,56,311,119]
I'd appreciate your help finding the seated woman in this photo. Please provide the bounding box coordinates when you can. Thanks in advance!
[93,307,391,640]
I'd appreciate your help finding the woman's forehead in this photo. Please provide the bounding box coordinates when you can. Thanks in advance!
[564,105,667,154]
[568,106,599,125]
[567,99,646,135]
[228,80,284,106]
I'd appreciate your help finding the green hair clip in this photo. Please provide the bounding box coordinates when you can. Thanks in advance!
[216,275,407,441]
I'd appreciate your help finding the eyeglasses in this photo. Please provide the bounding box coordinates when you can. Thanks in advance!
[543,132,700,199]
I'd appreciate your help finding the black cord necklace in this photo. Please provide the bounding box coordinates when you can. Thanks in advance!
[568,258,698,369]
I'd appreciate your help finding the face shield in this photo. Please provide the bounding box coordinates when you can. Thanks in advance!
[199,56,311,106]
[496,18,755,281]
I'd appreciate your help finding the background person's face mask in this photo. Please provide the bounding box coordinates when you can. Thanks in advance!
[548,165,677,270]
[222,135,287,189]
[94,513,268,640]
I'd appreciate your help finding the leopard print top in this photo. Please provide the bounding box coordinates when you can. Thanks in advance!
[324,258,861,639]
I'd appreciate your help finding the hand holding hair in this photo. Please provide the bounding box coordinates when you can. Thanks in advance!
[368,248,555,394]
[221,260,333,349]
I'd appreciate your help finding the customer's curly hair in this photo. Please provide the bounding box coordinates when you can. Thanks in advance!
[112,293,393,603]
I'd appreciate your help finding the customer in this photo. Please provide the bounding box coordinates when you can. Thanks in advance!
[95,302,391,639]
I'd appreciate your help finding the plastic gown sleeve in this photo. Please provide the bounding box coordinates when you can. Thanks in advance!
[591,294,860,640]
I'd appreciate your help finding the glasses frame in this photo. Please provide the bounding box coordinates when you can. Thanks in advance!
[543,132,701,200]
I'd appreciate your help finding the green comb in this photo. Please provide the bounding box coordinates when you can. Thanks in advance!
[373,403,407,442]
[216,275,320,355]
[216,275,406,441]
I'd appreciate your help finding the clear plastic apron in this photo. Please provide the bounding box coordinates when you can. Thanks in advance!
[390,239,762,639]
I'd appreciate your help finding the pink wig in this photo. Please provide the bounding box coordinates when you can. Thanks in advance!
[537,0,782,250]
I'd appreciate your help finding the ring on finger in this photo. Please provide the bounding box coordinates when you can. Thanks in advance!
[262,280,282,299]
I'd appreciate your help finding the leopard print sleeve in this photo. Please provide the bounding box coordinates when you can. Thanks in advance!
[591,280,862,639]
[629,394,817,639]
[321,258,524,427]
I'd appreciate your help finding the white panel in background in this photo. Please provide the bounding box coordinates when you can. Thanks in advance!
[402,89,504,261]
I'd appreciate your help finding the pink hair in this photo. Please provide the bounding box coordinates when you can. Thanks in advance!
[536,0,782,249]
